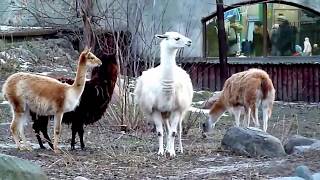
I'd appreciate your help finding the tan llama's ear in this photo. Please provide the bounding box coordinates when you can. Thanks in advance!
[83,47,91,54]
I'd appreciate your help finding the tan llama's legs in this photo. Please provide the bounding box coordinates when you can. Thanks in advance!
[244,107,251,127]
[233,108,242,127]
[250,104,260,128]
[18,112,32,150]
[53,112,63,153]
[10,112,23,149]
[262,100,272,132]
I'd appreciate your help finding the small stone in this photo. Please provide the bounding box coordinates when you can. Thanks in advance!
[74,176,89,180]
[295,165,313,180]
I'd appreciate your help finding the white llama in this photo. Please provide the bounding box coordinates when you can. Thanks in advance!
[134,32,193,157]
[2,48,102,153]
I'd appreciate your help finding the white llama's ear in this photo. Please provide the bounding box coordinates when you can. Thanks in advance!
[155,34,168,39]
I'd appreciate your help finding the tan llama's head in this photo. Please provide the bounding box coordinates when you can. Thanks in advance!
[80,47,102,68]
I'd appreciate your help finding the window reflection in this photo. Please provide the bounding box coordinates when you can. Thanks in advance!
[205,3,320,57]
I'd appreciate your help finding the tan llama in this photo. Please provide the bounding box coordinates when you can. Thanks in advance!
[2,47,102,153]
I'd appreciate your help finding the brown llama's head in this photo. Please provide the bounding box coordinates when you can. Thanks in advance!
[80,47,102,68]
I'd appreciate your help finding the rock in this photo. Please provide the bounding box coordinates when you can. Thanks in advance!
[292,145,313,155]
[0,153,47,180]
[312,172,320,179]
[271,177,304,180]
[294,165,313,180]
[292,141,320,155]
[271,165,320,180]
[221,127,286,157]
[74,176,89,180]
[284,135,319,154]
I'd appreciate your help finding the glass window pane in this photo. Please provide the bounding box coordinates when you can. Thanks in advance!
[206,18,219,57]
[226,5,267,57]
[268,3,320,56]
[204,3,320,57]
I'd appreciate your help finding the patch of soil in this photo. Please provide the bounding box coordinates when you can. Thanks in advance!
[0,102,320,179]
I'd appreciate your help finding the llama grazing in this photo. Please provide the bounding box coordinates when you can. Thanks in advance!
[2,48,102,153]
[202,68,275,135]
[134,32,193,157]
[31,53,118,150]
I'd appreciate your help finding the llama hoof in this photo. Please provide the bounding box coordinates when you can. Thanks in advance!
[53,147,61,154]
[18,145,33,151]
[157,149,164,156]
[165,150,176,158]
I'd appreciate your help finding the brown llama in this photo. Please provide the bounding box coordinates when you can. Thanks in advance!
[2,48,102,153]
[202,68,275,135]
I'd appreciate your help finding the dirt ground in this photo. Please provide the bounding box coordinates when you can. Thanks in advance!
[0,101,320,180]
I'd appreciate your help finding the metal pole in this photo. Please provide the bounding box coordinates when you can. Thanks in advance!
[216,0,228,85]
[263,3,268,56]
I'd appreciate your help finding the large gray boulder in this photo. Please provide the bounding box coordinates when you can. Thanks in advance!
[284,135,319,154]
[221,127,286,157]
[0,153,47,180]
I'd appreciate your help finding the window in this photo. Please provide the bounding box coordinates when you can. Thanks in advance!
[204,2,320,57]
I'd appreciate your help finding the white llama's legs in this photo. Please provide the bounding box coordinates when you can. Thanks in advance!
[53,112,63,153]
[178,115,184,153]
[152,111,164,155]
[166,112,180,157]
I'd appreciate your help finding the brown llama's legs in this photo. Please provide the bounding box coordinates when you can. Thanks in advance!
[78,125,85,150]
[71,128,77,150]
[53,112,63,153]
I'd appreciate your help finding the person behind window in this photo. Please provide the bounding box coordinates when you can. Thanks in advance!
[226,15,243,56]
[277,15,294,56]
[303,37,312,56]
[271,23,280,56]
[293,45,302,56]
[252,21,263,56]
[313,44,320,55]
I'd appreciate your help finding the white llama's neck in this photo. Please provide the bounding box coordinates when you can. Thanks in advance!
[159,44,178,94]
[160,45,178,80]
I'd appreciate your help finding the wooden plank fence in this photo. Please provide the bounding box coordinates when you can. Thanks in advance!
[180,58,320,102]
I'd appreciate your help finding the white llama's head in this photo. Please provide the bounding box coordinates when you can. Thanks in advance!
[155,32,192,49]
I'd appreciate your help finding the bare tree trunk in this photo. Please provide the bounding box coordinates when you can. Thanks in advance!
[80,0,96,49]
[216,0,228,85]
